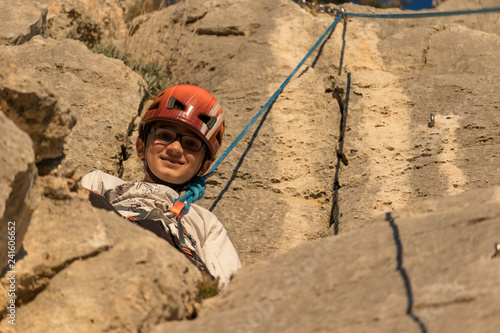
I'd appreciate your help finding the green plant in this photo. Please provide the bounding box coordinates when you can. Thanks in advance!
[135,62,169,98]
[91,44,126,62]
[91,44,169,98]
[197,275,219,301]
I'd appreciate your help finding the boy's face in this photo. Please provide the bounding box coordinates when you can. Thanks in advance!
[137,121,207,185]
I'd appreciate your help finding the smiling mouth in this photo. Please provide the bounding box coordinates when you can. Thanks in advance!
[160,156,184,165]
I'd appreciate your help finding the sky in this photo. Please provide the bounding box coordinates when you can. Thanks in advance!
[351,0,434,10]
[401,0,434,10]
[291,1,435,10]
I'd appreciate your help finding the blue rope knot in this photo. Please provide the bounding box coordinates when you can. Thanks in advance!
[174,176,207,214]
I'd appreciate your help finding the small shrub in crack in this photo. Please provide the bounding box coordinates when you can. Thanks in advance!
[197,275,219,301]
[92,43,126,62]
[131,61,169,98]
[91,44,169,98]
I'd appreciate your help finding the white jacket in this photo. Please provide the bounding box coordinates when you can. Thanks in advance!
[81,170,241,287]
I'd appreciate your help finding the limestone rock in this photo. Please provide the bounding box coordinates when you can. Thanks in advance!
[0,55,76,165]
[153,186,500,333]
[121,154,145,182]
[0,0,499,331]
[0,195,202,332]
[0,0,129,48]
[119,0,171,22]
[0,1,48,46]
[0,113,39,273]
[337,2,500,231]
[41,0,129,48]
[435,0,500,35]
[0,37,147,176]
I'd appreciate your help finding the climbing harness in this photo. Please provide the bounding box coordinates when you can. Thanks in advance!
[87,190,213,278]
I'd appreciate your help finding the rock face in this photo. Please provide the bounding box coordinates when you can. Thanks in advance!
[42,0,129,48]
[1,0,500,332]
[435,0,500,35]
[0,37,147,176]
[153,186,500,333]
[0,1,48,46]
[0,195,202,333]
[0,49,76,165]
[0,113,39,273]
[334,1,500,232]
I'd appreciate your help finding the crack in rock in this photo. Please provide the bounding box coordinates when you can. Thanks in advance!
[196,26,245,36]
[118,92,147,178]
[12,8,48,45]
[420,27,442,70]
[0,245,112,321]
[415,296,475,310]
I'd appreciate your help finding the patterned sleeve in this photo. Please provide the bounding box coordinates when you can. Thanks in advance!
[81,170,126,194]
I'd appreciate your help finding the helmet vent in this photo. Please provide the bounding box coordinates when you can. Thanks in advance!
[148,101,160,111]
[216,131,222,145]
[167,97,185,110]
[199,115,217,129]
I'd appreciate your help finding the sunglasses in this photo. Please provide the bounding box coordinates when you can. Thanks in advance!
[148,127,205,152]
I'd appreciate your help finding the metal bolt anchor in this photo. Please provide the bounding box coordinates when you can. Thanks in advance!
[493,242,500,258]
[340,6,348,24]
[428,113,435,128]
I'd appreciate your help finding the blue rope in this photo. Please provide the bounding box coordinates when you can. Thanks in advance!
[346,7,500,19]
[174,176,206,213]
[174,14,343,212]
[210,15,342,174]
[172,5,500,213]
[170,5,500,213]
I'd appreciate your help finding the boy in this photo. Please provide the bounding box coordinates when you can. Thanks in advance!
[82,85,241,287]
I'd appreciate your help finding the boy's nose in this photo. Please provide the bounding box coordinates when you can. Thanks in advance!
[167,138,183,152]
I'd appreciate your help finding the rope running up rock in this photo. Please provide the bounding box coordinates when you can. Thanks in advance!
[174,2,500,214]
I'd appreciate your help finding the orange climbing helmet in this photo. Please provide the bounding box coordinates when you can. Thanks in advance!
[139,85,225,162]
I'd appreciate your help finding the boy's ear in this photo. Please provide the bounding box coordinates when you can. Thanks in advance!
[136,138,145,160]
